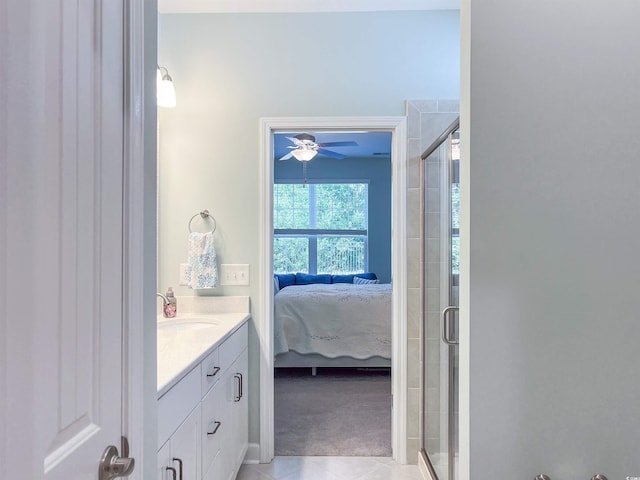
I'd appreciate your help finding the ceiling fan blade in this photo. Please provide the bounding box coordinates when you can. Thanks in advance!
[317,148,345,160]
[286,136,304,146]
[317,141,358,147]
[279,152,294,160]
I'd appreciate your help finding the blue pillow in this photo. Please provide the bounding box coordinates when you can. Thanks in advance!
[275,273,295,289]
[332,272,378,283]
[353,276,379,285]
[331,274,355,283]
[355,272,377,281]
[295,273,332,285]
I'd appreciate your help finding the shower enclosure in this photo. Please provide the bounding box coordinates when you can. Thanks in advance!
[420,118,460,480]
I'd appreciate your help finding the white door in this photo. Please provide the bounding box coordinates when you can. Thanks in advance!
[2,0,132,479]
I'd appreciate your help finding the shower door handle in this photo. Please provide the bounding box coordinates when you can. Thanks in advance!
[442,306,459,345]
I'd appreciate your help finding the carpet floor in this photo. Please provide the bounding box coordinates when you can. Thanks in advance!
[274,368,392,457]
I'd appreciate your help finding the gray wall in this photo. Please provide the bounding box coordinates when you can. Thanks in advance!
[158,11,460,453]
[464,1,640,478]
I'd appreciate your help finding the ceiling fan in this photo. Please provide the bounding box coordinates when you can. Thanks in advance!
[279,133,358,161]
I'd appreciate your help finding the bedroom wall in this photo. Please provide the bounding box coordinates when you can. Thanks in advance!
[274,156,392,283]
[158,10,460,460]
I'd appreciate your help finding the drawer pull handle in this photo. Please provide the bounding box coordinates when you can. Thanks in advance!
[207,421,221,435]
[166,466,177,480]
[206,366,220,378]
[234,374,241,402]
[171,458,183,480]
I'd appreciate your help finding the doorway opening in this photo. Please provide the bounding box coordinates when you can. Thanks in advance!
[273,130,392,456]
[258,117,408,463]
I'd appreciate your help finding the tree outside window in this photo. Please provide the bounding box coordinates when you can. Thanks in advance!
[274,183,368,274]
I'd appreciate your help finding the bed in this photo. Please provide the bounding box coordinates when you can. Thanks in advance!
[274,282,392,374]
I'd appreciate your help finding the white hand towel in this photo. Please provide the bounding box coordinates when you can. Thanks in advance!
[185,232,218,289]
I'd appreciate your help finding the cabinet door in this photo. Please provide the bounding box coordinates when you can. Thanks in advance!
[158,441,172,480]
[202,450,225,480]
[201,378,229,475]
[170,405,202,480]
[230,349,249,473]
[215,367,240,480]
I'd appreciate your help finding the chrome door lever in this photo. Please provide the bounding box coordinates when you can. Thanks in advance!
[99,445,135,480]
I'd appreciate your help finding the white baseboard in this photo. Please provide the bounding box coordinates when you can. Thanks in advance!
[418,451,436,480]
[243,443,261,464]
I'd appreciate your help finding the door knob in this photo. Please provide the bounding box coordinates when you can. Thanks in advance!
[99,445,135,480]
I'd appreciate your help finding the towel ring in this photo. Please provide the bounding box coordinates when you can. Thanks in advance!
[188,210,217,234]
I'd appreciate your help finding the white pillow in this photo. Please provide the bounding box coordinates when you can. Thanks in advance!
[273,275,280,294]
[353,276,379,285]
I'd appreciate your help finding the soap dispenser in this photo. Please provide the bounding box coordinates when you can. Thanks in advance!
[164,287,177,318]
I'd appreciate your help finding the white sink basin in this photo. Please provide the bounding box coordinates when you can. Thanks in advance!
[157,317,220,331]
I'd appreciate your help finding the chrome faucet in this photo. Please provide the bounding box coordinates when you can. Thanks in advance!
[157,293,169,318]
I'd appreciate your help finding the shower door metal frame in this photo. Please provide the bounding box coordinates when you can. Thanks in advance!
[419,117,460,480]
[442,126,460,480]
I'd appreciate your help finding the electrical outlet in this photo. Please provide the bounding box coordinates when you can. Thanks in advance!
[220,264,250,286]
[179,263,189,286]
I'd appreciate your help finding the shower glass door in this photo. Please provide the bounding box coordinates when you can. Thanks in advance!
[421,120,460,480]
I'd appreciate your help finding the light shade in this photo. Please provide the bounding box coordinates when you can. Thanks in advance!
[291,148,318,161]
[157,66,176,108]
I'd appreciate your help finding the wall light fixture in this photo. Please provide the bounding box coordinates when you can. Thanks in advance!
[157,66,176,108]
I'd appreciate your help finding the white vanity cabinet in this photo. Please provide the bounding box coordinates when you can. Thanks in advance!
[158,319,248,480]
[229,350,248,474]
[202,327,248,480]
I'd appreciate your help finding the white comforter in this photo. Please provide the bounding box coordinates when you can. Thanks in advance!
[274,283,392,359]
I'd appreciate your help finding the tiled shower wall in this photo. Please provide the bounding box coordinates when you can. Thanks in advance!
[405,100,459,463]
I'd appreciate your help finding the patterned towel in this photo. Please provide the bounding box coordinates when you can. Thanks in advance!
[185,232,218,289]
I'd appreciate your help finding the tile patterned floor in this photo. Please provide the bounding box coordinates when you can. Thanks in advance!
[237,456,423,480]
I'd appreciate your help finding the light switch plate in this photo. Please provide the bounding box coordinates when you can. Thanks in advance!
[179,263,189,286]
[220,264,250,286]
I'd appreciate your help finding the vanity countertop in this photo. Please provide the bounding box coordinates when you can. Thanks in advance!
[157,312,250,398]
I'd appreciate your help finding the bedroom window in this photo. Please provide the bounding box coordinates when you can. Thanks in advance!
[274,182,368,274]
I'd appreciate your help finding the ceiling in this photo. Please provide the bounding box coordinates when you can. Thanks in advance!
[274,131,392,161]
[159,0,460,14]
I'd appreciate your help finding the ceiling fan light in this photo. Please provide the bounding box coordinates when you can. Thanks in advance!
[291,148,318,161]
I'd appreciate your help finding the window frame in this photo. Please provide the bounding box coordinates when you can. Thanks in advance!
[273,180,370,274]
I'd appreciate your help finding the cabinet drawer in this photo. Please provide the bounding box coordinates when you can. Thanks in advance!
[200,347,220,396]
[201,379,229,474]
[158,365,201,449]
[219,322,248,373]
